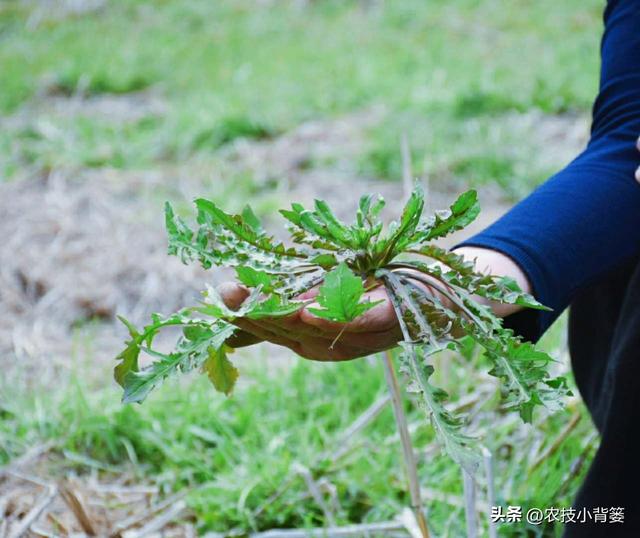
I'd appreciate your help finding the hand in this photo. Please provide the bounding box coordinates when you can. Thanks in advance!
[218,281,403,361]
[220,247,533,362]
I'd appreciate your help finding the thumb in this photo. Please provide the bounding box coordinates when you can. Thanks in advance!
[216,282,250,310]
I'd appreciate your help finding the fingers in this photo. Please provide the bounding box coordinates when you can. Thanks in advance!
[233,318,301,350]
[215,280,402,361]
[257,316,401,350]
[217,281,250,310]
[225,329,262,348]
[233,318,380,361]
[297,286,320,300]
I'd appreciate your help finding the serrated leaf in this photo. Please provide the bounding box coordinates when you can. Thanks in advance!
[115,310,195,387]
[121,321,236,403]
[196,284,303,320]
[241,205,265,234]
[197,284,263,319]
[245,295,305,319]
[476,331,570,422]
[313,198,357,248]
[114,316,141,386]
[236,266,273,290]
[310,253,339,269]
[474,276,551,311]
[119,183,570,474]
[307,263,383,322]
[376,183,425,262]
[411,190,480,244]
[399,343,481,474]
[195,198,308,261]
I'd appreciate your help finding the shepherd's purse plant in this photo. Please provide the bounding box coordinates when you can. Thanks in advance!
[114,184,570,472]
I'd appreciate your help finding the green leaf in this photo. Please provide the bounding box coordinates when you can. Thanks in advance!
[407,245,476,276]
[196,284,263,319]
[195,198,308,261]
[412,190,480,244]
[118,183,570,473]
[313,199,357,248]
[236,266,273,290]
[310,253,339,269]
[114,316,141,387]
[398,248,550,312]
[307,263,383,322]
[165,202,198,265]
[245,295,305,319]
[382,270,457,349]
[399,343,481,474]
[280,203,341,251]
[475,331,570,422]
[196,284,303,320]
[202,346,239,396]
[376,184,425,261]
[241,205,265,234]
[118,315,236,403]
[356,194,373,228]
[354,193,385,246]
[475,275,551,311]
[115,310,195,388]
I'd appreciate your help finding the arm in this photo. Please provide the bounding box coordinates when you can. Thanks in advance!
[222,0,640,358]
[454,0,640,342]
[220,247,533,361]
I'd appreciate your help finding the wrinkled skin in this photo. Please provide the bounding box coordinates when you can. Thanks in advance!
[221,281,405,361]
[223,135,640,361]
[220,245,531,361]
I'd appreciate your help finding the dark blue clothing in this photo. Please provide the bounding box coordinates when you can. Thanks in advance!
[457,0,640,343]
[457,2,640,535]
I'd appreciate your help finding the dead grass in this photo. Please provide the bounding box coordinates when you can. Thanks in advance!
[0,170,206,387]
[0,443,195,536]
[0,104,588,535]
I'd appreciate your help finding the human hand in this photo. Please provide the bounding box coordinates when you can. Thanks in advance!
[220,245,534,361]
[218,281,404,361]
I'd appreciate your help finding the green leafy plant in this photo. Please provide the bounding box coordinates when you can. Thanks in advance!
[114,184,570,472]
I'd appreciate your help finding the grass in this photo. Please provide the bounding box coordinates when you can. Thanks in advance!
[0,1,604,535]
[0,319,596,537]
[0,0,601,193]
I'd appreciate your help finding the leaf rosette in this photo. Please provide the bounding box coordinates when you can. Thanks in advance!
[115,184,570,472]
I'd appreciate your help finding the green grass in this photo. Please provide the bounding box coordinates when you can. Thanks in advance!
[0,1,603,535]
[0,320,596,536]
[0,0,601,192]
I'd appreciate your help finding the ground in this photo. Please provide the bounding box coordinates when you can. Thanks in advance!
[0,0,602,536]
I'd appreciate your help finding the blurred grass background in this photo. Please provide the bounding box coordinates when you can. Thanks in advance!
[0,0,602,536]
[0,0,598,196]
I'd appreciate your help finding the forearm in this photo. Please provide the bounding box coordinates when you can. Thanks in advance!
[451,246,532,318]
[454,0,640,341]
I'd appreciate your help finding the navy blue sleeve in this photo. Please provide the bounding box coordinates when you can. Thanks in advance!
[455,0,640,342]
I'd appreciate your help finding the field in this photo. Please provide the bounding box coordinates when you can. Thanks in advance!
[0,1,603,536]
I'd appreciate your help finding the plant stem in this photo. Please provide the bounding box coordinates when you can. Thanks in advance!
[529,411,581,473]
[382,350,430,538]
[462,469,479,538]
[482,446,498,538]
[395,270,485,328]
